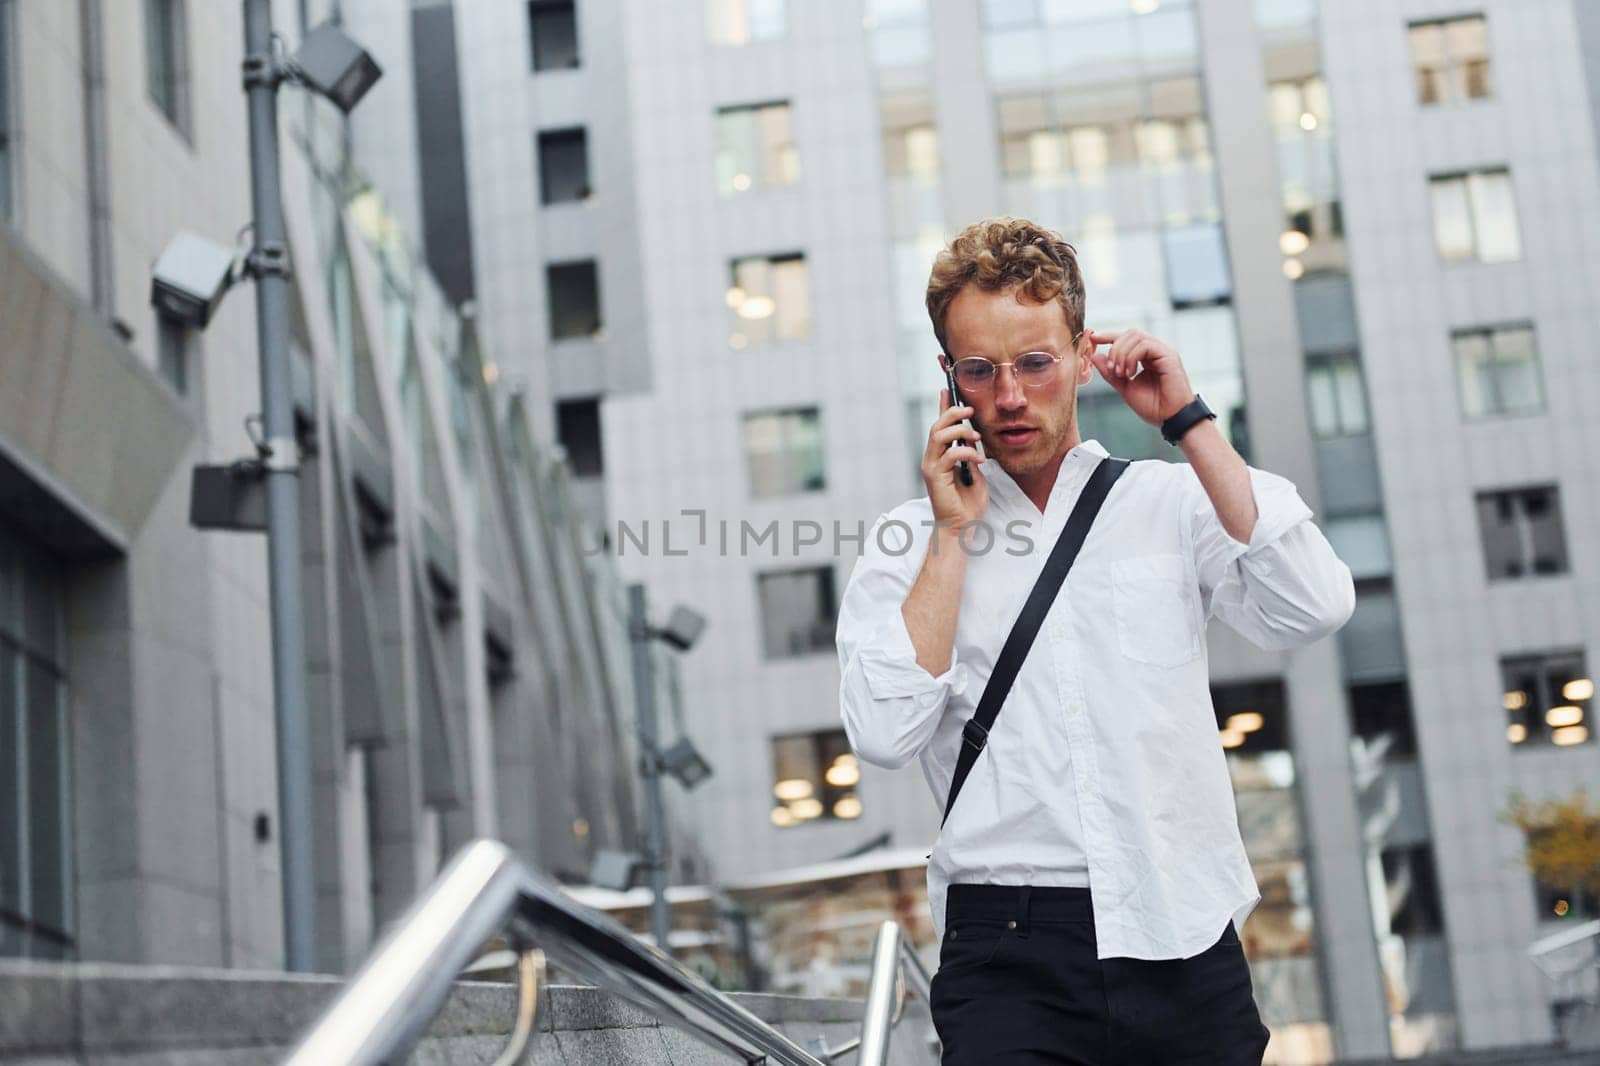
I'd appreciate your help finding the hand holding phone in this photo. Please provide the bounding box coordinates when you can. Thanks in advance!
[942,362,975,487]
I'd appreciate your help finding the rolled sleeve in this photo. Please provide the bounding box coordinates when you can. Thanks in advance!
[837,511,964,770]
[1190,468,1356,650]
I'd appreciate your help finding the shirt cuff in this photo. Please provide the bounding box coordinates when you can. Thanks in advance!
[1196,467,1314,571]
[857,608,969,701]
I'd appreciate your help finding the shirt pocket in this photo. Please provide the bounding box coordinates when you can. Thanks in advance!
[1111,554,1201,669]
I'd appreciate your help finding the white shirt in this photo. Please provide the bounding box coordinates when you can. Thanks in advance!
[836,440,1355,961]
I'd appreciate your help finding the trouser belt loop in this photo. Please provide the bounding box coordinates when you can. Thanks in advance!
[1017,885,1032,938]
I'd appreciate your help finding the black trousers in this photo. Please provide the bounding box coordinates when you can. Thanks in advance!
[929,884,1271,1065]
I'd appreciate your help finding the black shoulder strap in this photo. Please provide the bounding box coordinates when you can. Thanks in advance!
[941,457,1130,828]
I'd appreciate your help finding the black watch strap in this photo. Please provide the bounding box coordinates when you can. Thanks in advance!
[1161,393,1216,445]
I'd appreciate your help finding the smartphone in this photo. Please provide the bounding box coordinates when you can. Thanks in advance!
[942,360,975,487]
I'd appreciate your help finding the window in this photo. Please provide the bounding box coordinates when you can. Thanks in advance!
[537,127,590,205]
[545,260,601,340]
[556,397,603,477]
[144,0,190,136]
[708,0,785,45]
[881,91,938,181]
[1475,486,1568,581]
[1430,169,1520,263]
[1503,650,1592,749]
[770,729,859,827]
[1325,514,1392,581]
[1305,352,1369,438]
[1349,681,1418,761]
[728,253,809,346]
[0,0,13,222]
[1454,323,1542,419]
[1163,223,1232,307]
[528,1,579,71]
[0,525,71,959]
[1532,868,1600,921]
[757,566,836,659]
[1409,16,1490,104]
[744,407,824,497]
[1268,76,1331,134]
[715,102,798,196]
[1380,846,1445,937]
[156,316,189,395]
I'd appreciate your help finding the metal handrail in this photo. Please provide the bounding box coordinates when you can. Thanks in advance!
[282,839,938,1065]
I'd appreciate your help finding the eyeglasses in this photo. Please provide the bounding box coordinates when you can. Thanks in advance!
[943,349,1069,392]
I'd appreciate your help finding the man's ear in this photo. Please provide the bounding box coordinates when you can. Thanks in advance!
[1076,332,1095,384]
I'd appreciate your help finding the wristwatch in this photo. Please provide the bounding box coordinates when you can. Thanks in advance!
[1160,394,1216,446]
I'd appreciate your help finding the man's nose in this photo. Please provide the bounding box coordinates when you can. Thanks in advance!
[994,365,1028,411]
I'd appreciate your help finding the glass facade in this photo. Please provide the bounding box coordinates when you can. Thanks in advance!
[985,0,1244,463]
[1213,680,1332,1063]
[0,523,71,959]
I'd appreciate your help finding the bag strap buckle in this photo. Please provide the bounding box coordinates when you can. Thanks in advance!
[962,718,990,752]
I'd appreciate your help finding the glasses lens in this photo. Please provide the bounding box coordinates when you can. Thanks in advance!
[1016,352,1059,385]
[954,359,997,390]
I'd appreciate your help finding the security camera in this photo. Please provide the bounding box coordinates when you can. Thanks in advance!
[151,231,238,328]
[293,23,383,113]
[656,605,707,652]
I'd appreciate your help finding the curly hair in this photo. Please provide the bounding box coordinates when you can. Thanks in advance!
[925,218,1086,351]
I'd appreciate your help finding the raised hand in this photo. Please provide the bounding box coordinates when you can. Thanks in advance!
[1087,329,1196,427]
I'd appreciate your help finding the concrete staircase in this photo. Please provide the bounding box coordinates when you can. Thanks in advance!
[0,960,937,1064]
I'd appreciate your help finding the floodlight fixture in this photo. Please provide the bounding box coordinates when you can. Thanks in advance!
[654,604,707,652]
[291,23,383,113]
[589,848,643,893]
[151,231,239,328]
[659,737,714,791]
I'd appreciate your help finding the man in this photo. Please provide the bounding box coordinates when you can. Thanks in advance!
[836,218,1355,1064]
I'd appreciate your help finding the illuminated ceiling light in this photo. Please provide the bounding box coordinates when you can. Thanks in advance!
[833,795,863,819]
[730,333,749,350]
[481,361,499,385]
[1278,230,1310,257]
[1564,678,1595,701]
[1546,705,1584,728]
[791,797,824,820]
[1299,112,1318,131]
[724,286,747,308]
[1219,728,1246,749]
[1131,0,1159,12]
[1503,690,1528,711]
[1555,899,1571,916]
[732,173,753,192]
[825,761,861,788]
[1507,723,1527,744]
[770,806,796,828]
[774,778,813,802]
[572,817,590,838]
[1552,725,1589,747]
[1282,258,1305,280]
[737,295,777,320]
[1226,712,1264,734]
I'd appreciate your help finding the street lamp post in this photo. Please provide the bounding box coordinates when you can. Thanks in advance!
[627,584,712,957]
[241,0,316,973]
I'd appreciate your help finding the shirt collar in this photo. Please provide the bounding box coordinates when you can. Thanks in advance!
[982,439,1110,512]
